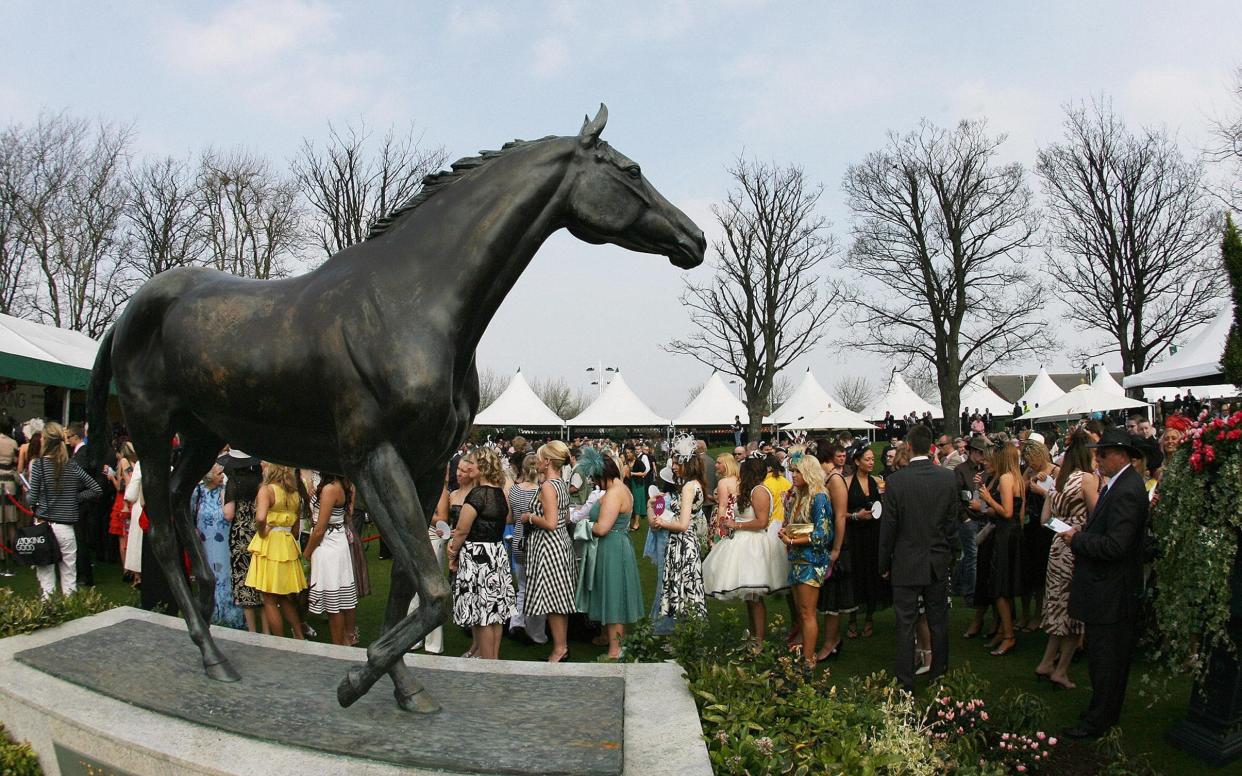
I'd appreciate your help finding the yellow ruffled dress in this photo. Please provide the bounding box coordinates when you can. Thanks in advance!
[244,483,307,595]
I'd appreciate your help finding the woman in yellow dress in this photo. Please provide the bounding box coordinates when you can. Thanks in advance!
[245,463,308,638]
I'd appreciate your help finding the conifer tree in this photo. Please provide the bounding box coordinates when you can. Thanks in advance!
[1222,213,1242,384]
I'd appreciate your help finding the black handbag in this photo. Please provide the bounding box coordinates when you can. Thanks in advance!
[15,521,61,566]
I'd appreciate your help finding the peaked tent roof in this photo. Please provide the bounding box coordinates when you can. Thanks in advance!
[1090,368,1126,397]
[1124,311,1230,389]
[1017,367,1066,409]
[567,372,669,427]
[1021,383,1149,422]
[782,403,877,430]
[766,369,842,425]
[863,373,943,419]
[0,312,101,390]
[673,372,749,426]
[473,370,565,427]
[958,376,1011,415]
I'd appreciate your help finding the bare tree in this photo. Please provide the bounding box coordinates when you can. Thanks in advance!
[124,155,207,279]
[3,113,134,336]
[197,148,303,279]
[682,381,704,408]
[1037,100,1222,379]
[292,121,447,259]
[841,119,1044,435]
[477,366,506,409]
[833,375,876,412]
[532,376,587,420]
[0,123,31,316]
[666,157,840,441]
[1209,68,1242,211]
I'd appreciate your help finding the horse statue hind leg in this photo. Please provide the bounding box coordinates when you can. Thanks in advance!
[337,443,448,712]
[88,329,240,683]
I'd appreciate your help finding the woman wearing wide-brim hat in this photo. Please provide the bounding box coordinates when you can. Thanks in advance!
[220,449,267,633]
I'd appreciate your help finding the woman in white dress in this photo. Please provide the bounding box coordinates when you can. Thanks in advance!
[701,455,790,642]
[123,460,144,584]
[305,473,357,646]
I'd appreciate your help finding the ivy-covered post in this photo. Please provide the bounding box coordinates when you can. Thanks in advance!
[1160,408,1242,765]
[1222,213,1242,385]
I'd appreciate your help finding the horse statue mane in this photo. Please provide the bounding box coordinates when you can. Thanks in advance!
[366,136,558,240]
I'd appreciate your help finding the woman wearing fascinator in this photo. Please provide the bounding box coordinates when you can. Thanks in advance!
[650,436,708,626]
[701,452,791,644]
[573,447,644,660]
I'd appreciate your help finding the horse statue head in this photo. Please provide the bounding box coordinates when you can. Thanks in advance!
[563,104,705,270]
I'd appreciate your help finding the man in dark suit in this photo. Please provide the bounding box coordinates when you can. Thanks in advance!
[879,424,960,693]
[1060,428,1150,739]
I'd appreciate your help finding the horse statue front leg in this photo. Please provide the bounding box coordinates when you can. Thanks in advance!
[340,442,448,712]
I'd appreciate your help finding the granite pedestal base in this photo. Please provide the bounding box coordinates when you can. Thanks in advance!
[0,607,710,776]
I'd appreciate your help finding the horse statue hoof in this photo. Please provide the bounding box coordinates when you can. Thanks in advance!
[337,665,368,708]
[204,658,241,683]
[395,685,441,714]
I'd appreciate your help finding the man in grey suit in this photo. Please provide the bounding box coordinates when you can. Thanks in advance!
[879,424,960,692]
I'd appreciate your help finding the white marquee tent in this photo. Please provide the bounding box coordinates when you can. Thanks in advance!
[1090,368,1126,397]
[1017,367,1066,409]
[673,372,749,426]
[473,369,565,427]
[958,376,1010,415]
[1021,383,1149,422]
[863,373,943,420]
[782,403,877,431]
[1124,311,1231,389]
[766,368,842,426]
[567,372,669,428]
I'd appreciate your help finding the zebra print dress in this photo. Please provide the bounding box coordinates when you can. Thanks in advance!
[523,479,578,616]
[1041,470,1088,636]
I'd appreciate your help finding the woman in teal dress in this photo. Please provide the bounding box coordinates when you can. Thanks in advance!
[778,454,833,667]
[193,463,244,629]
[575,449,644,659]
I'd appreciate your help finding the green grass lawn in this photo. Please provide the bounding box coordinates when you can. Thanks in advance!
[0,525,1209,774]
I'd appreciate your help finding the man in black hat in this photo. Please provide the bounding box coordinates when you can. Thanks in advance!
[1059,428,1149,739]
[952,435,991,604]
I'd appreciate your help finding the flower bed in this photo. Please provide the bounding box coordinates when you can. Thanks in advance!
[618,612,1142,774]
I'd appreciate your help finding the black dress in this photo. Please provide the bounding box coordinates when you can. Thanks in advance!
[452,486,516,627]
[1020,473,1053,598]
[988,480,1022,600]
[845,474,890,613]
[817,473,857,614]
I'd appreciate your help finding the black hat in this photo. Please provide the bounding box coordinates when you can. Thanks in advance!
[1129,435,1164,471]
[218,448,260,470]
[1087,428,1143,458]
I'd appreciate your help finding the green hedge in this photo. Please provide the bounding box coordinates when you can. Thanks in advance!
[0,588,125,639]
[0,723,39,776]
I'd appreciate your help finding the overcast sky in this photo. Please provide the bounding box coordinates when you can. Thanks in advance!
[3,1,1239,417]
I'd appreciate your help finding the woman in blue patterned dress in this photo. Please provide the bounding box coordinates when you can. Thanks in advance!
[193,463,244,629]
[779,454,832,667]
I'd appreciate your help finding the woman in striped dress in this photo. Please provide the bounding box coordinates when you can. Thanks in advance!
[520,440,576,662]
[1034,432,1099,689]
[305,473,357,646]
[507,452,547,644]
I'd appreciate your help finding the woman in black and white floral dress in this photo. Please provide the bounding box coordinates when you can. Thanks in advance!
[655,441,707,621]
[447,447,515,660]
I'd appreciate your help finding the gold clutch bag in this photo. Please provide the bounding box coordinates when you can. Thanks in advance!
[787,523,814,538]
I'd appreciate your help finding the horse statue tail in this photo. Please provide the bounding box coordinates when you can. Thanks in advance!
[86,326,116,472]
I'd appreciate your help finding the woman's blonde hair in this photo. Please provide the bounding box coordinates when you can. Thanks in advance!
[537,440,571,470]
[262,462,298,494]
[40,421,69,485]
[1021,440,1051,470]
[465,447,504,487]
[892,446,912,470]
[991,444,1024,486]
[519,452,539,483]
[120,441,138,466]
[789,456,827,525]
[715,453,739,479]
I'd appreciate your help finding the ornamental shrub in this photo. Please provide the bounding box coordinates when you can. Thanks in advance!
[0,723,40,776]
[0,587,123,639]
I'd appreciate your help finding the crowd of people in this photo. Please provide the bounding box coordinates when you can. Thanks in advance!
[0,392,1235,742]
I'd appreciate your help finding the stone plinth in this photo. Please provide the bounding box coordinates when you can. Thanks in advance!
[0,607,710,776]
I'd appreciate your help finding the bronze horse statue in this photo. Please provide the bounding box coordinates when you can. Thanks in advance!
[86,105,704,712]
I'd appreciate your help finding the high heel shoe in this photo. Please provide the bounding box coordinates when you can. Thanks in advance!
[990,637,1017,656]
[1048,676,1076,690]
[962,626,982,639]
[814,640,842,662]
[914,649,932,676]
[548,648,571,663]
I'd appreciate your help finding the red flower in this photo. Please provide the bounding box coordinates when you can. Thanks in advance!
[1204,445,1217,463]
[1190,452,1203,472]
[1229,429,1242,442]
